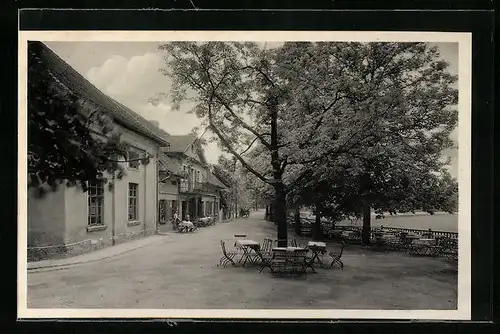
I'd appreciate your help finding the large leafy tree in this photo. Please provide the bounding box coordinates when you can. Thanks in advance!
[28,41,149,196]
[158,41,457,246]
[159,42,297,245]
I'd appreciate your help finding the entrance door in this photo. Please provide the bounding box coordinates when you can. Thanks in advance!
[181,201,187,220]
[188,198,196,220]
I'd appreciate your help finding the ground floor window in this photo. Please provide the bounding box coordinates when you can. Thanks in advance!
[88,181,104,226]
[128,183,139,221]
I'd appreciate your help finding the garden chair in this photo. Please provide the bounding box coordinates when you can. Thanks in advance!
[261,238,274,253]
[255,248,275,273]
[328,241,345,270]
[219,240,238,267]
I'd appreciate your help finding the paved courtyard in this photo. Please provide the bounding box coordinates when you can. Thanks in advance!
[27,210,457,309]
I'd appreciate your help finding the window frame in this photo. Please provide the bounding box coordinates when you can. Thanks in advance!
[128,182,139,221]
[87,180,105,226]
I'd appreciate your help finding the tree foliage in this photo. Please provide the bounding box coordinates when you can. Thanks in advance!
[158,41,458,243]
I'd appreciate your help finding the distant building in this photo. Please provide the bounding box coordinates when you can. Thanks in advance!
[27,42,170,261]
[158,135,226,224]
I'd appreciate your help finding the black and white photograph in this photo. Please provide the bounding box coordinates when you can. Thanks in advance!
[18,31,471,320]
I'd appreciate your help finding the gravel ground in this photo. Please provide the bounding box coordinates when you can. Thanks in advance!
[27,210,457,309]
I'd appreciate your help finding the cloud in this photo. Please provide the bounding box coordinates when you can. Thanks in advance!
[85,52,223,164]
[87,52,167,104]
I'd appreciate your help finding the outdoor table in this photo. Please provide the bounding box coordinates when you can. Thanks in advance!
[401,234,420,248]
[342,230,359,238]
[236,239,261,266]
[179,221,196,231]
[379,234,403,250]
[198,217,211,226]
[272,246,307,252]
[307,241,328,268]
[409,238,439,256]
[271,247,310,274]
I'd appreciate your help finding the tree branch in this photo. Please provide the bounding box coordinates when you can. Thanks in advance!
[195,53,273,151]
[238,136,260,155]
[207,96,269,184]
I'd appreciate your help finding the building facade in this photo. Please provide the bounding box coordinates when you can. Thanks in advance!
[27,42,170,261]
[158,135,226,225]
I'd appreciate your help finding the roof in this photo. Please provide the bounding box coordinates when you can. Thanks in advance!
[207,171,228,188]
[167,135,208,165]
[168,135,197,152]
[158,154,184,176]
[33,41,170,146]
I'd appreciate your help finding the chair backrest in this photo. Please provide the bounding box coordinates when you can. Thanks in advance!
[262,238,273,252]
[220,240,230,256]
[338,241,345,257]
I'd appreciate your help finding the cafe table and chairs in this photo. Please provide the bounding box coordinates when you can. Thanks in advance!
[235,239,261,266]
[306,241,328,267]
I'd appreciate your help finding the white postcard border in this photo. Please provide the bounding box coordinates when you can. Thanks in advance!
[18,30,472,320]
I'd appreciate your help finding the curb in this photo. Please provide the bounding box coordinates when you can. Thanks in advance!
[28,235,168,272]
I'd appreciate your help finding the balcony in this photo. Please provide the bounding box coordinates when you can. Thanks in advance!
[180,181,216,193]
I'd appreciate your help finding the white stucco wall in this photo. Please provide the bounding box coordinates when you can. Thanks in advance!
[29,124,161,248]
[27,187,66,247]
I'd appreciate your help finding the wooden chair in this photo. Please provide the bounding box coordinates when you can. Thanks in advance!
[255,248,275,273]
[219,240,237,267]
[261,238,274,253]
[328,241,345,270]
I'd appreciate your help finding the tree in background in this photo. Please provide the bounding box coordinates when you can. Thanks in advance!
[279,42,457,244]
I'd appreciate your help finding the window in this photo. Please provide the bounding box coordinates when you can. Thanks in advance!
[171,180,177,185]
[196,170,200,182]
[88,181,104,226]
[128,183,139,221]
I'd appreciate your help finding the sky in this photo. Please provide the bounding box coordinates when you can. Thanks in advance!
[44,41,459,177]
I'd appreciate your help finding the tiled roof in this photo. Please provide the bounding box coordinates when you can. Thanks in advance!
[159,154,184,176]
[33,41,170,146]
[207,171,227,188]
[167,135,208,165]
[168,135,197,152]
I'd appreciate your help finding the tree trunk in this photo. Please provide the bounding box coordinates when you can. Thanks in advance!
[274,183,287,247]
[294,206,302,235]
[235,198,238,218]
[313,204,323,241]
[270,204,275,222]
[265,205,269,220]
[362,203,371,245]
